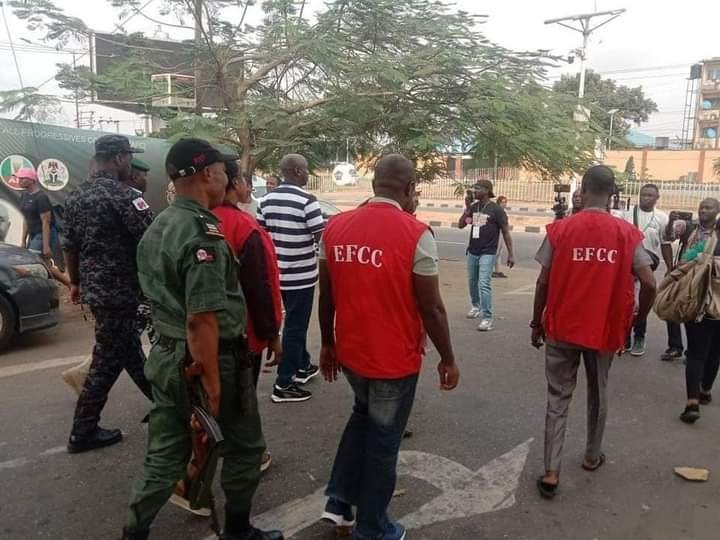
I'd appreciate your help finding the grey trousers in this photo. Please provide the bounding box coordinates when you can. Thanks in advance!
[544,343,613,473]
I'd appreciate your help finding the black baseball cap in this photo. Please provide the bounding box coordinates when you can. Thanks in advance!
[165,138,239,180]
[95,134,144,156]
[470,180,495,198]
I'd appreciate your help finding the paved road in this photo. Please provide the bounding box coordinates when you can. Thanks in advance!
[1,258,719,539]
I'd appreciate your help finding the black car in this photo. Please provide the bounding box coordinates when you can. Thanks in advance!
[0,243,59,350]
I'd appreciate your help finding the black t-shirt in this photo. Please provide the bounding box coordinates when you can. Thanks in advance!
[19,191,53,235]
[464,200,508,256]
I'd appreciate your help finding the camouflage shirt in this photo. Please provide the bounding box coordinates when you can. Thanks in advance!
[63,175,153,309]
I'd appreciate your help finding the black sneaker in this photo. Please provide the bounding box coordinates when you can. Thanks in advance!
[630,337,646,357]
[271,383,312,403]
[293,364,320,384]
[321,497,356,527]
[220,526,284,540]
[699,391,712,405]
[67,426,122,454]
[680,404,700,424]
[660,348,683,362]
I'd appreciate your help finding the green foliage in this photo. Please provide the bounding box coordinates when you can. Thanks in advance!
[553,70,658,144]
[11,0,597,181]
[0,87,61,122]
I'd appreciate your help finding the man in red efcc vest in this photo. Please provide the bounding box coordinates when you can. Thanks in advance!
[531,165,656,499]
[318,154,459,540]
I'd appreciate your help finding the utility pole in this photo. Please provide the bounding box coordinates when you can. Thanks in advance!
[193,0,203,114]
[545,9,626,101]
[607,108,619,150]
[72,51,80,128]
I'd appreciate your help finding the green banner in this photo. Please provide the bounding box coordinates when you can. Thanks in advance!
[0,118,173,212]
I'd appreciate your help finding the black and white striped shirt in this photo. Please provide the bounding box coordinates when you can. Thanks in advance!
[257,183,325,290]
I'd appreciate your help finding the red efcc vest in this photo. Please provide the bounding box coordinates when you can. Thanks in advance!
[544,210,644,352]
[213,204,283,353]
[323,202,429,379]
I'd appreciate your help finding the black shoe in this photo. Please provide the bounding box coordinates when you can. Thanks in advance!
[121,527,150,540]
[492,272,507,278]
[680,404,700,424]
[221,527,284,540]
[271,383,312,403]
[630,337,646,357]
[699,391,712,405]
[660,348,684,362]
[293,364,320,384]
[67,426,122,454]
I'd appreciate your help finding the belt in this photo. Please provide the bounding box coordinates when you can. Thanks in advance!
[155,334,246,354]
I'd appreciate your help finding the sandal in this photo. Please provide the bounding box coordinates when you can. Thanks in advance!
[582,453,606,471]
[537,476,558,499]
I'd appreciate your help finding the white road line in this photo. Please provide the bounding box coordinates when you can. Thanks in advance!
[0,346,152,379]
[40,446,67,456]
[0,457,30,470]
[210,439,532,539]
[0,354,88,379]
[505,284,536,296]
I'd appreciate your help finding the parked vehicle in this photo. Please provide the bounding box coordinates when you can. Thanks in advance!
[0,243,59,350]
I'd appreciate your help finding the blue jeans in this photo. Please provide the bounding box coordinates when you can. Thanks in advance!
[28,226,60,253]
[325,368,418,539]
[467,253,496,320]
[276,286,314,387]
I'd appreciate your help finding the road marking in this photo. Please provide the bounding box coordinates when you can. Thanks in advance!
[0,457,30,470]
[505,284,536,296]
[436,241,467,246]
[40,446,67,456]
[0,346,151,379]
[0,354,88,379]
[212,439,532,539]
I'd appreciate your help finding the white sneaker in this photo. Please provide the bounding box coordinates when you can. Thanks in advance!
[466,308,481,319]
[477,319,494,332]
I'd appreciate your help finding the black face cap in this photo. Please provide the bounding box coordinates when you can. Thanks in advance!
[94,134,144,156]
[165,138,239,180]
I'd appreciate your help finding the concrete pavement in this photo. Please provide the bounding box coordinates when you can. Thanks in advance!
[1,237,719,540]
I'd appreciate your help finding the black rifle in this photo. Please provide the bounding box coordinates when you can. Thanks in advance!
[180,357,224,535]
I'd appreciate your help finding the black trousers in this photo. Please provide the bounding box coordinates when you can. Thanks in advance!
[71,306,152,436]
[666,321,684,351]
[684,319,720,401]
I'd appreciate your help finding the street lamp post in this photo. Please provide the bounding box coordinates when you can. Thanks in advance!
[607,108,619,150]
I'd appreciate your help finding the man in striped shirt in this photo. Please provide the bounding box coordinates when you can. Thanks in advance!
[258,154,325,403]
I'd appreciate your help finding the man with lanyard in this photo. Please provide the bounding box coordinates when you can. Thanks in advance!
[123,138,282,540]
[63,135,154,453]
[257,154,325,403]
[458,180,514,331]
[531,165,656,499]
[621,184,672,357]
[318,154,459,540]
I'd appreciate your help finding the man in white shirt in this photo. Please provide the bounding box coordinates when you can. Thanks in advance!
[622,184,674,357]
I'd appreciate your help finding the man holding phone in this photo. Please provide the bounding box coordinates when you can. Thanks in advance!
[458,180,514,331]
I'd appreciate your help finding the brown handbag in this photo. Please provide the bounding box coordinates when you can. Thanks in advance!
[654,235,718,323]
[706,252,720,320]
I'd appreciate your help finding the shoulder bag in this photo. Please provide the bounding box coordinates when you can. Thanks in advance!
[654,234,718,323]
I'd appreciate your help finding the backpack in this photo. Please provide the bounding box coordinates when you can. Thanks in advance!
[654,234,718,323]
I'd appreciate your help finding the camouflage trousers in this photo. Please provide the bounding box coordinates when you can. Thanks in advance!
[71,306,153,437]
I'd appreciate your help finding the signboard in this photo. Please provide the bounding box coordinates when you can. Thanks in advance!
[0,118,173,211]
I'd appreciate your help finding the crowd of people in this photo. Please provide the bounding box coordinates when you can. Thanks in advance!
[9,132,720,539]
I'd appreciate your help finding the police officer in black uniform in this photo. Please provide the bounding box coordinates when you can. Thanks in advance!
[63,134,154,454]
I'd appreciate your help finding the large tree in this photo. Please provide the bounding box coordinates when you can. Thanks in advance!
[8,0,597,180]
[553,69,658,147]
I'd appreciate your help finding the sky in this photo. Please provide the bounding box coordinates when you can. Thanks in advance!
[0,0,717,138]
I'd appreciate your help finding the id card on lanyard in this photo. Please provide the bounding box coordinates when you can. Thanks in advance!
[471,204,490,239]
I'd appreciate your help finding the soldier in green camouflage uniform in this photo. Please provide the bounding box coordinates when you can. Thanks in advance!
[122,139,283,540]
